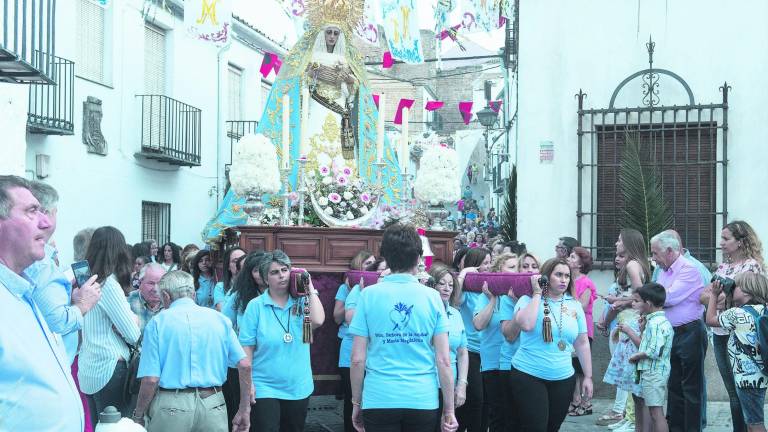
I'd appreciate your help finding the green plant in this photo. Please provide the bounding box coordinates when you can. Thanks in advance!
[500,165,518,242]
[619,133,674,246]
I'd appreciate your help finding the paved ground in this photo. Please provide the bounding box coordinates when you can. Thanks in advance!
[305,396,742,432]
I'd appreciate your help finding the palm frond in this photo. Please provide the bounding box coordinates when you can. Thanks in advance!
[619,133,674,245]
[500,165,517,242]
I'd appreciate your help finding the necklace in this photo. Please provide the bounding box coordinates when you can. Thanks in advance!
[544,296,567,351]
[271,305,293,343]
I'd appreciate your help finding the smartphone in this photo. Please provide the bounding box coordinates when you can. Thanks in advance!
[71,260,92,289]
[290,268,310,297]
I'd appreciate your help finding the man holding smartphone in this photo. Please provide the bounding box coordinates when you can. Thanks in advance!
[0,175,85,431]
[26,181,102,364]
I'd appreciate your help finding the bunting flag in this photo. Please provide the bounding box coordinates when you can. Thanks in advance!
[425,101,444,111]
[184,0,232,46]
[394,98,415,125]
[381,0,424,64]
[382,51,394,69]
[489,100,503,113]
[259,52,282,79]
[355,0,380,46]
[459,101,473,125]
[372,94,380,108]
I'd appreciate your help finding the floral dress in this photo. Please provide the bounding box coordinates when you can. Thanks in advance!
[603,291,642,395]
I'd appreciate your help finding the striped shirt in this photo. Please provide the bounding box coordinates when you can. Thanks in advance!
[78,275,140,394]
[635,310,674,376]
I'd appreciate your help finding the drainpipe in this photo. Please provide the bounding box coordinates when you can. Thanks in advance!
[216,41,232,207]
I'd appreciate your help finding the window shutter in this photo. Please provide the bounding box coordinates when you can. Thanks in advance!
[144,24,166,95]
[76,0,105,82]
[228,65,243,120]
[261,80,272,115]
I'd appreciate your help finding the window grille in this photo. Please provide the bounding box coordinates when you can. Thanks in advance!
[141,201,171,245]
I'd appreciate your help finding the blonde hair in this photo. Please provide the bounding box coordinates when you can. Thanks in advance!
[491,252,518,273]
[735,272,768,305]
[725,220,765,270]
[428,263,462,308]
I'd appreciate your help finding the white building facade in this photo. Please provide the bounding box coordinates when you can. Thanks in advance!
[2,0,291,265]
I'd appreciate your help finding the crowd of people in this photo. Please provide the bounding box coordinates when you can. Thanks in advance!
[2,173,767,432]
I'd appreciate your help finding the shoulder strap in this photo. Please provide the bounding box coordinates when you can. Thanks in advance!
[743,305,760,320]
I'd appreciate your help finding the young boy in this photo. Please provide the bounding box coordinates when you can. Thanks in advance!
[629,282,674,432]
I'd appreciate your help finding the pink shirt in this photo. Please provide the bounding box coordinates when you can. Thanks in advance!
[574,275,597,338]
[657,255,705,327]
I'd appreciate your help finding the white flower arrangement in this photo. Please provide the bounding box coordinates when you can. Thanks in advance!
[307,152,378,225]
[229,133,282,196]
[414,145,461,206]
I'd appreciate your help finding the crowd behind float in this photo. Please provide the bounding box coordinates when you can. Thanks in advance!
[1,174,767,432]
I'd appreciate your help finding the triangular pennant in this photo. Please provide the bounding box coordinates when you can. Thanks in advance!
[382,51,394,68]
[425,101,444,111]
[489,100,503,113]
[394,99,415,125]
[372,94,380,109]
[459,101,473,125]
[259,52,282,79]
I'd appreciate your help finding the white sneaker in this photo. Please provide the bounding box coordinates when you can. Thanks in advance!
[607,419,628,430]
[613,422,636,432]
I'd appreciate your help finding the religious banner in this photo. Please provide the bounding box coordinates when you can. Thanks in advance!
[380,0,424,64]
[185,0,232,45]
[460,0,503,33]
[355,0,380,46]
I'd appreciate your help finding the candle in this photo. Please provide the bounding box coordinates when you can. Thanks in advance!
[376,93,386,163]
[282,94,290,169]
[300,87,309,157]
[400,107,409,174]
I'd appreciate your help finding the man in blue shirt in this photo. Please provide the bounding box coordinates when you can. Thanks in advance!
[133,270,252,432]
[26,181,101,364]
[0,175,85,431]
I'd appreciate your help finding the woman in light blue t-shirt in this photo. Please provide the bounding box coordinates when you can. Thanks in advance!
[509,257,593,432]
[239,250,325,432]
[349,225,458,432]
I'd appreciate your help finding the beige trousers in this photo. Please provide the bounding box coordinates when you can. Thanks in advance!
[147,389,228,432]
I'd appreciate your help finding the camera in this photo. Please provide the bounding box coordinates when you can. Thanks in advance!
[538,275,550,289]
[711,274,736,295]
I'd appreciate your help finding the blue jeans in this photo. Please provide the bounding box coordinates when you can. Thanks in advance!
[713,334,747,431]
[735,387,766,426]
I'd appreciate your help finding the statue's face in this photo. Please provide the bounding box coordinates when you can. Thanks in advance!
[325,27,341,50]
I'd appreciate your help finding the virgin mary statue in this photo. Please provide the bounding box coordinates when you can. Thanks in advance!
[202,0,403,245]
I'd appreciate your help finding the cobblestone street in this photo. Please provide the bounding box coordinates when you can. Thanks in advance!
[305,396,744,432]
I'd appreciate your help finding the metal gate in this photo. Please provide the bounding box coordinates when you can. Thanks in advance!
[576,38,728,267]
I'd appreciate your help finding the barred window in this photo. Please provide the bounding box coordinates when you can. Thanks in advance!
[141,201,171,245]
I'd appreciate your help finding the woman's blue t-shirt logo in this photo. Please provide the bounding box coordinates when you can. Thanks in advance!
[390,302,414,331]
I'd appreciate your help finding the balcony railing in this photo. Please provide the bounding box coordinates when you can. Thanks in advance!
[0,0,57,83]
[27,51,74,134]
[136,94,202,167]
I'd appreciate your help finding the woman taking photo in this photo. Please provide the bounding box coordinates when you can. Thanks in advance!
[239,250,325,431]
[567,247,597,417]
[192,250,217,308]
[79,226,141,419]
[349,224,458,432]
[509,258,592,432]
[213,247,247,312]
[429,263,469,432]
[701,220,765,432]
[158,242,181,272]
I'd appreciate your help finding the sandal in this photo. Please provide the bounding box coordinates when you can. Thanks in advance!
[567,402,579,415]
[595,411,624,426]
[568,404,593,416]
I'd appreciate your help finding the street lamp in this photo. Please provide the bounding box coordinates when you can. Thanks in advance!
[476,106,499,182]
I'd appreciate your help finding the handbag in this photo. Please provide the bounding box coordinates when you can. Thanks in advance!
[117,331,143,399]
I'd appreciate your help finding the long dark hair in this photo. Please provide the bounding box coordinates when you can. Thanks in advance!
[617,228,651,288]
[160,242,181,266]
[233,251,266,314]
[463,248,490,269]
[192,250,214,289]
[222,247,246,293]
[86,226,132,292]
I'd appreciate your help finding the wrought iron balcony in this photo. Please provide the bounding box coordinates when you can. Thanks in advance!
[0,0,57,83]
[136,95,202,167]
[224,120,258,178]
[27,51,74,134]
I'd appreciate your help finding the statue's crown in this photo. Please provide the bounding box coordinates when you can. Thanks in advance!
[306,0,364,35]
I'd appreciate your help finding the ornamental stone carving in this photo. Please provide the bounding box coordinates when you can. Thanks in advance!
[82,96,107,155]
